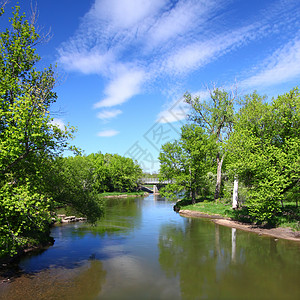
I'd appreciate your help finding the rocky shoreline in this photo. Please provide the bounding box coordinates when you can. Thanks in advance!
[179,209,300,242]
[56,214,87,223]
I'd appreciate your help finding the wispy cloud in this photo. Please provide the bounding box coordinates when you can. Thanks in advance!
[162,25,258,76]
[57,0,233,98]
[97,129,119,137]
[94,69,145,108]
[58,50,114,75]
[242,37,300,88]
[97,109,122,120]
[58,0,300,124]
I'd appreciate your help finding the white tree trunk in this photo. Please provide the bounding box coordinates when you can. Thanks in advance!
[214,154,224,201]
[232,177,238,209]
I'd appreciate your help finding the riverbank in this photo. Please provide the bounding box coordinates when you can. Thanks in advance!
[179,209,300,242]
[100,192,148,198]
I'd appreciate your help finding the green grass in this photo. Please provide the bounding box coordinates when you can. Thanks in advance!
[182,200,234,218]
[176,198,299,230]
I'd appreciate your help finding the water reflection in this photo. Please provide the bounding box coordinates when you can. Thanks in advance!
[158,217,300,299]
[1,195,299,299]
[231,228,236,263]
[79,197,143,236]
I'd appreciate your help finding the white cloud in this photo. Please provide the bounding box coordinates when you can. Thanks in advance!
[58,0,300,123]
[58,50,114,75]
[94,70,145,108]
[57,0,228,79]
[49,118,65,130]
[97,109,122,120]
[242,37,300,88]
[90,0,167,30]
[163,25,258,76]
[97,129,119,137]
[146,0,217,49]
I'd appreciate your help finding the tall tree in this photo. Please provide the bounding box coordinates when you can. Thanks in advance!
[184,88,236,201]
[0,6,74,256]
[159,124,215,203]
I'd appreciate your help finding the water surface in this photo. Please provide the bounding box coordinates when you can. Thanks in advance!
[0,195,299,299]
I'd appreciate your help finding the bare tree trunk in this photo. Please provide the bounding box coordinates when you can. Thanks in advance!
[190,189,196,204]
[232,177,238,209]
[189,166,196,204]
[214,153,224,201]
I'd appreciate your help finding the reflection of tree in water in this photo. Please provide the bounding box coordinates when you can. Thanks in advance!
[0,260,106,300]
[158,218,300,299]
[79,197,143,236]
[159,219,232,299]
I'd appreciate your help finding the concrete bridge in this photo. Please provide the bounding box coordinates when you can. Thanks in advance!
[139,178,173,194]
[140,178,173,185]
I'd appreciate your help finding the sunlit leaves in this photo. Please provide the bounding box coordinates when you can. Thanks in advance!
[0,6,74,257]
[227,87,300,223]
[159,124,216,203]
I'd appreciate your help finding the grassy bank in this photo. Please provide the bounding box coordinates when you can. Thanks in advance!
[175,199,300,231]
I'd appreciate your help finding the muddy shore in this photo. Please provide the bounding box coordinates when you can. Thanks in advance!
[179,209,300,242]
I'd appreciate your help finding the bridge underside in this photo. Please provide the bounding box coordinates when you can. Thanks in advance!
[139,183,166,194]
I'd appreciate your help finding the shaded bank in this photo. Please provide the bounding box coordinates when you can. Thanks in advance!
[179,209,300,242]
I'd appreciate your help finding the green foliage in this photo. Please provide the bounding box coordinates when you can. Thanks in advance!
[184,88,235,140]
[0,183,52,256]
[47,156,103,223]
[159,124,216,203]
[227,88,300,224]
[46,153,142,223]
[184,88,236,200]
[91,153,142,193]
[0,6,74,257]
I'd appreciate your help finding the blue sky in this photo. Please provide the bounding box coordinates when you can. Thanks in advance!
[1,0,300,172]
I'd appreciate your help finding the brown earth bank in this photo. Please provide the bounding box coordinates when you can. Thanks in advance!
[179,209,300,242]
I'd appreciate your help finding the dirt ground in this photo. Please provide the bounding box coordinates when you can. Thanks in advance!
[179,209,300,242]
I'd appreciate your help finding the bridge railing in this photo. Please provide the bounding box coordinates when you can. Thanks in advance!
[140,178,173,184]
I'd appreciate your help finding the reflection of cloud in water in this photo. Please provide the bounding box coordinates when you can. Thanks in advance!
[99,254,181,299]
[0,260,106,300]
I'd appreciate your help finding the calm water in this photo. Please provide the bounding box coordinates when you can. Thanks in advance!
[0,195,299,299]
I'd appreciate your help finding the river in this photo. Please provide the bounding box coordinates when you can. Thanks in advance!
[0,195,299,299]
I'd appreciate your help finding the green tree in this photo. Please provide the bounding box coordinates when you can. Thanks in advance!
[184,88,236,201]
[47,155,104,223]
[227,88,300,223]
[105,154,142,192]
[159,124,215,203]
[0,6,74,257]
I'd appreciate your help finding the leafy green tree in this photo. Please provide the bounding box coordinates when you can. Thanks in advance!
[184,88,236,201]
[227,88,300,223]
[0,6,74,257]
[47,155,104,223]
[159,124,216,203]
[106,154,142,192]
[90,152,111,193]
[90,153,142,193]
